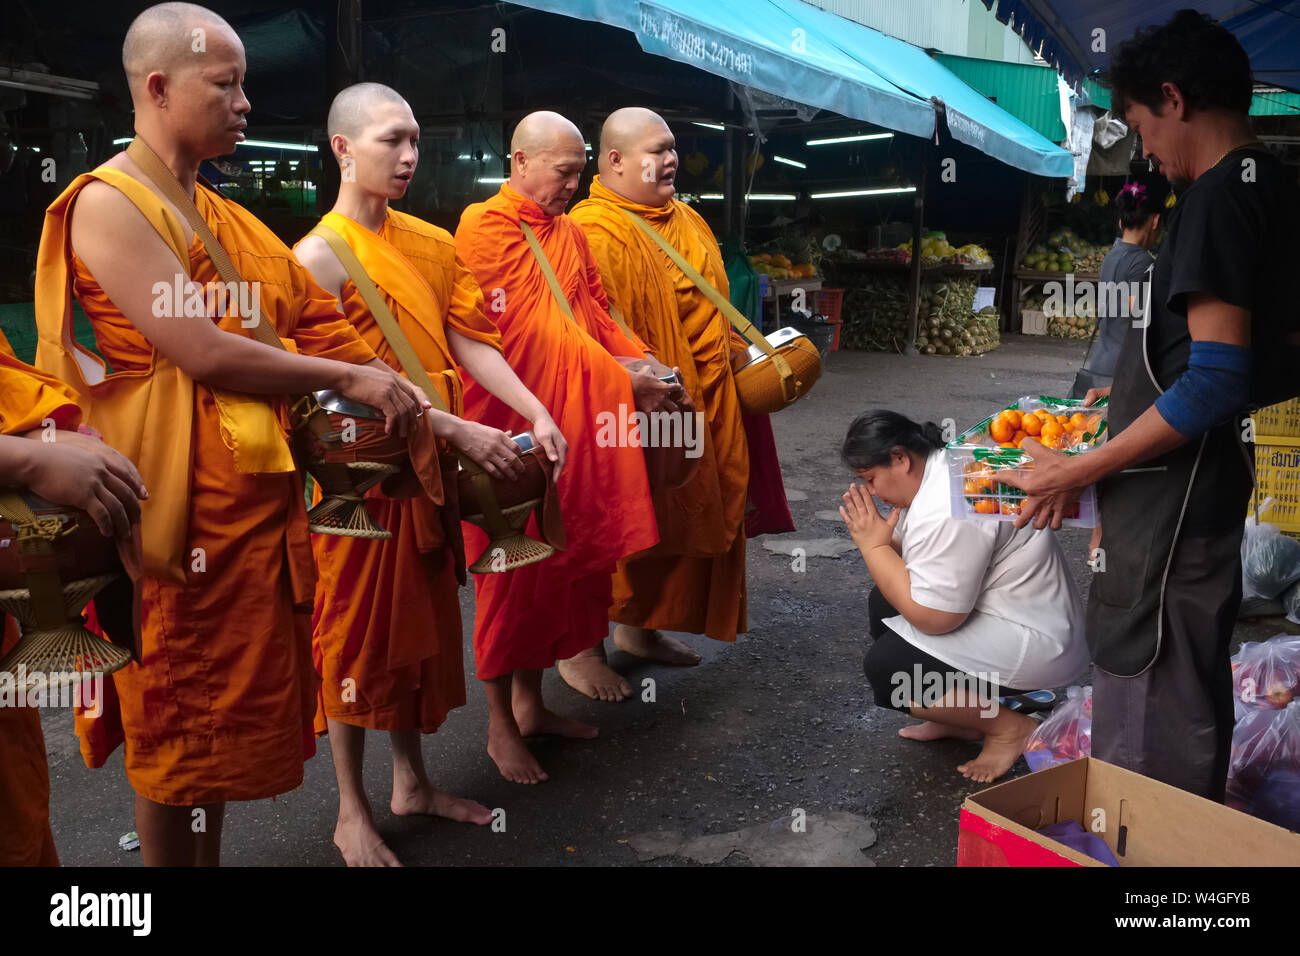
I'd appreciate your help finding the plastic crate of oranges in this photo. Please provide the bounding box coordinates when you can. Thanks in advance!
[946,396,1108,528]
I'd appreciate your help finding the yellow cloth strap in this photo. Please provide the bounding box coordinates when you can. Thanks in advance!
[519,221,579,324]
[520,221,645,357]
[307,222,515,537]
[606,303,635,339]
[125,138,295,473]
[614,207,797,402]
[306,223,451,414]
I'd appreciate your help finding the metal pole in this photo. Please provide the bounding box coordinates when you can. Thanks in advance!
[905,140,928,356]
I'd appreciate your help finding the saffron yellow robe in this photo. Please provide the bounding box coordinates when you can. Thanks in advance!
[571,176,748,640]
[298,209,503,733]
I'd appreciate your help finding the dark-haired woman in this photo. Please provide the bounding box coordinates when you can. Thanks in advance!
[1077,182,1161,392]
[839,410,1088,783]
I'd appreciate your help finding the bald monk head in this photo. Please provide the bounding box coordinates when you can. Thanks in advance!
[508,110,588,216]
[598,107,679,208]
[122,3,249,160]
[326,82,420,200]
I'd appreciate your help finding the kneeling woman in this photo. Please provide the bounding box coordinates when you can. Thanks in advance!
[840,411,1089,782]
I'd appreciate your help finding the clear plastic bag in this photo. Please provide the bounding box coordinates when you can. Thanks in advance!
[1226,701,1300,832]
[1231,634,1300,720]
[1283,581,1300,627]
[1241,511,1300,600]
[1024,685,1092,772]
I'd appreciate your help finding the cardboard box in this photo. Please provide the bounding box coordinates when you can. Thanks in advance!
[1021,309,1048,335]
[958,757,1300,866]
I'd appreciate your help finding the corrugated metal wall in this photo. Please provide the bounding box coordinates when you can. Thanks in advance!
[802,0,1039,63]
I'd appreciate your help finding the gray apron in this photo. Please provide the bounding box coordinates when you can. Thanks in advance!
[1086,265,1253,677]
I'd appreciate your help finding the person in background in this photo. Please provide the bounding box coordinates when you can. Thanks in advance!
[839,410,1089,783]
[1080,182,1162,389]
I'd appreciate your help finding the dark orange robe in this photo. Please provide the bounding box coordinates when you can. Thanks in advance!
[0,333,77,866]
[571,177,749,640]
[34,166,376,805]
[299,209,502,733]
[454,184,659,679]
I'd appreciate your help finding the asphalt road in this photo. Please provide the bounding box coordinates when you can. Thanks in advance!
[40,334,1298,866]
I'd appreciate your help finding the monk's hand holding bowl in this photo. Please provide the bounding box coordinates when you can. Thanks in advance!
[529,412,568,482]
[448,419,527,481]
[13,433,146,538]
[338,360,433,438]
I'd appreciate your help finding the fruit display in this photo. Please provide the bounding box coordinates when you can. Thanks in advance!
[1019,227,1108,274]
[945,395,1108,527]
[894,234,992,267]
[840,276,999,355]
[1048,313,1097,339]
[748,236,820,280]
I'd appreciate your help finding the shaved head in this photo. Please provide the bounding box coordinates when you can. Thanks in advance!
[122,2,235,91]
[507,110,587,216]
[596,106,678,207]
[510,110,584,158]
[327,82,411,141]
[598,106,670,170]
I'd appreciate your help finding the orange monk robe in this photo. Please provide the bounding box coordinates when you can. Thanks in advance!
[34,170,377,806]
[454,184,659,679]
[0,332,78,865]
[298,209,503,734]
[572,176,750,641]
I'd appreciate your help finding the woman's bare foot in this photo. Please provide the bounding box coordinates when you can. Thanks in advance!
[391,783,494,825]
[957,711,1037,783]
[612,625,702,665]
[558,643,633,701]
[899,720,983,742]
[513,704,599,740]
[334,812,402,867]
[487,721,548,784]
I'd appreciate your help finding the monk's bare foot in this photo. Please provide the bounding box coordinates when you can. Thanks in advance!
[513,705,599,740]
[612,625,702,665]
[558,644,633,702]
[487,723,548,784]
[334,813,402,867]
[957,712,1037,784]
[899,720,983,742]
[391,783,494,825]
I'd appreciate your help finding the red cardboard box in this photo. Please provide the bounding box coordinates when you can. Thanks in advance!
[959,757,1300,866]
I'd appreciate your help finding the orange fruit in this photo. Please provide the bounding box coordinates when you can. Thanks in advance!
[1004,410,1023,429]
[997,441,1017,449]
[1040,422,1064,447]
[1070,412,1088,431]
[1056,414,1069,425]
[989,418,1014,443]
[1022,414,1042,437]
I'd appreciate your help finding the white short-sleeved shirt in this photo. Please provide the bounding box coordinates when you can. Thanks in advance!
[882,449,1089,690]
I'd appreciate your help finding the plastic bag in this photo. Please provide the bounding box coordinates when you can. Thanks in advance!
[1241,512,1300,600]
[1024,685,1092,771]
[1231,634,1300,719]
[1283,581,1300,627]
[1226,701,1300,832]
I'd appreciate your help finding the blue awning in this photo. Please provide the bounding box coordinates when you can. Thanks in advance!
[508,0,1075,177]
[980,1,1300,94]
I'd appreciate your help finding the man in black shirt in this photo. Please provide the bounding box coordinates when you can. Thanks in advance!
[1005,10,1300,800]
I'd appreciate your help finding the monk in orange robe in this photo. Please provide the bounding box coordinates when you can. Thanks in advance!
[294,83,567,863]
[567,107,751,698]
[33,3,429,866]
[0,333,146,866]
[455,111,681,783]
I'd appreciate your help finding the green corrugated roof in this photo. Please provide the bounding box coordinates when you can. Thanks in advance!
[936,54,1066,142]
[936,55,1299,139]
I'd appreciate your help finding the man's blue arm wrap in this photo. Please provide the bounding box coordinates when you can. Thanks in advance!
[1153,340,1252,438]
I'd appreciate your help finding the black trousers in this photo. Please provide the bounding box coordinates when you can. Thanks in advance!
[863,587,1025,712]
